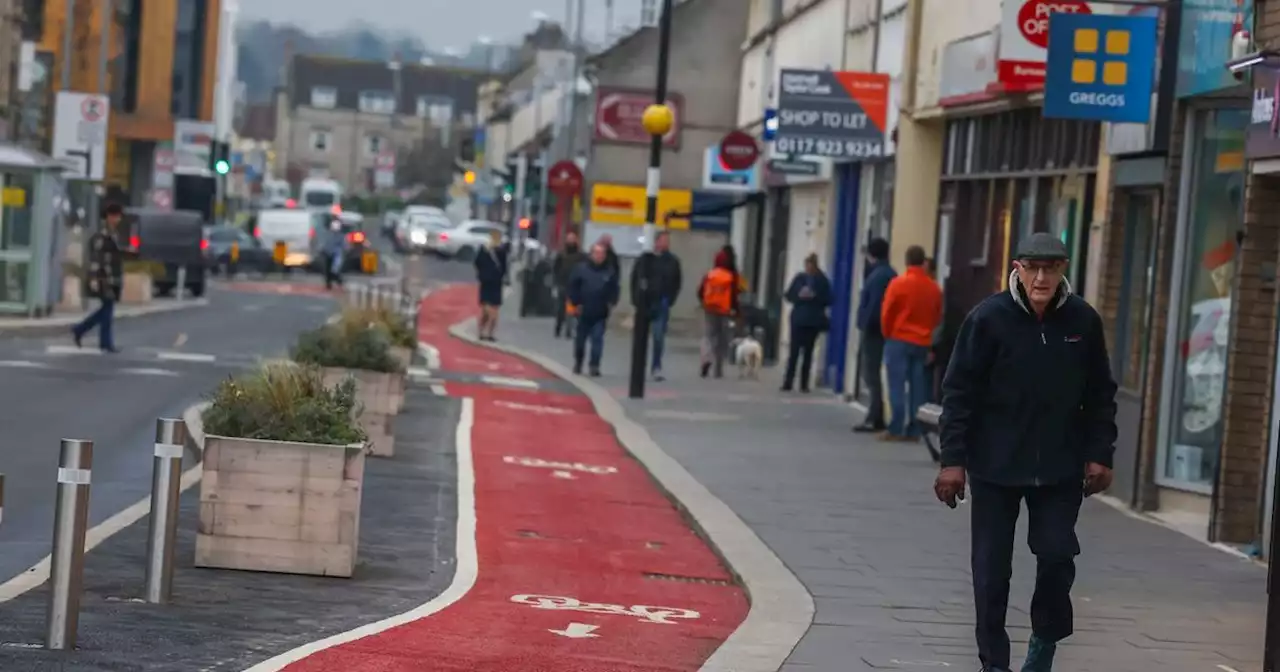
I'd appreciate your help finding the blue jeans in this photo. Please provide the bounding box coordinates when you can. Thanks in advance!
[73,299,115,350]
[650,302,669,372]
[573,317,606,369]
[884,339,929,437]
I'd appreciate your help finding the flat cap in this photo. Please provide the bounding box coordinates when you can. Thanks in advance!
[1014,232,1069,261]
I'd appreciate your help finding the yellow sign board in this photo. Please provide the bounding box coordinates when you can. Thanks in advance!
[1,187,25,207]
[589,183,692,230]
[361,250,378,274]
[272,241,287,265]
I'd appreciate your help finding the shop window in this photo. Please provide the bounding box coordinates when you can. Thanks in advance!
[1161,108,1247,488]
[1114,191,1159,391]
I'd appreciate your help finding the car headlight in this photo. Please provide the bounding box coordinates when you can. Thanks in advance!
[410,230,427,244]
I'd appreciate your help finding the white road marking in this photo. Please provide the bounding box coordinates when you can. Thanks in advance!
[480,375,539,390]
[888,661,950,667]
[430,383,448,396]
[417,341,440,370]
[0,403,208,603]
[1217,666,1242,672]
[241,304,264,312]
[504,456,617,475]
[552,470,576,480]
[121,367,180,377]
[549,623,599,638]
[45,345,100,356]
[239,397,479,671]
[0,360,47,368]
[173,332,188,347]
[495,400,572,415]
[156,351,217,363]
[510,594,700,625]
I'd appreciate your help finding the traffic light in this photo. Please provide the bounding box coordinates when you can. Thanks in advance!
[464,170,476,185]
[209,141,230,175]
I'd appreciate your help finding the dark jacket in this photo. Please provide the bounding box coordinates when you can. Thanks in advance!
[785,270,832,329]
[630,250,682,309]
[553,245,585,289]
[88,229,123,301]
[568,259,620,322]
[604,246,620,277]
[474,245,506,287]
[939,273,1118,487]
[856,261,896,336]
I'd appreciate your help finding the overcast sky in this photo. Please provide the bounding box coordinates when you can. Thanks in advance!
[240,0,646,49]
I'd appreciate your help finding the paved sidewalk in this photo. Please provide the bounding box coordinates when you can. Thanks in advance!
[496,308,1266,672]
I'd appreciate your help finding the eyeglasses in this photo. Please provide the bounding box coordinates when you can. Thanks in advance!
[1016,261,1066,279]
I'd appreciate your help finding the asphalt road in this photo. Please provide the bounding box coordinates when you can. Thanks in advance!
[0,283,337,583]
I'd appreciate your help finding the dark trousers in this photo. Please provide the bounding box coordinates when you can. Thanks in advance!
[73,299,115,350]
[573,317,606,369]
[971,479,1083,670]
[783,325,819,390]
[553,288,575,338]
[323,252,344,289]
[860,332,886,427]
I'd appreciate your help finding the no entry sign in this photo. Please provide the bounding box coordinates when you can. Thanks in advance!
[717,131,759,171]
[546,161,584,195]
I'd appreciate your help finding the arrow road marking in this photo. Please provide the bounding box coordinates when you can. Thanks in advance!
[548,623,599,638]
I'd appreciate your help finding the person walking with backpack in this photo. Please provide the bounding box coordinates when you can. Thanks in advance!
[566,242,620,376]
[879,245,942,441]
[696,248,740,379]
[631,230,682,381]
[781,253,832,393]
[71,203,124,353]
[552,230,585,339]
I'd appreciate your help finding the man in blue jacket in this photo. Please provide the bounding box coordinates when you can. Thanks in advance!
[567,242,620,377]
[853,237,896,432]
[934,233,1118,672]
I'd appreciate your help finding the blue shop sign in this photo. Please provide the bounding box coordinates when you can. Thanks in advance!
[1043,12,1158,123]
[1178,0,1253,97]
[689,191,737,233]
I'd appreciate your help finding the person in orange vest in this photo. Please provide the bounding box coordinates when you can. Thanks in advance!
[696,248,740,378]
[879,245,942,441]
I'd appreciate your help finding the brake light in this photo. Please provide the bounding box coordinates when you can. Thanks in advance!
[348,231,366,243]
[129,234,139,249]
[309,227,316,239]
[285,198,296,208]
[438,233,449,242]
[330,205,342,215]
[200,239,209,250]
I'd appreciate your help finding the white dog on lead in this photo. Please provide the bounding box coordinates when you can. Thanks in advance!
[734,331,764,380]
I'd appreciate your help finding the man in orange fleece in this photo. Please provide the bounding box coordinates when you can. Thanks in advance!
[879,244,942,441]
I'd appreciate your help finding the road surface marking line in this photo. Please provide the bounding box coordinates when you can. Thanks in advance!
[239,396,479,671]
[480,375,539,389]
[552,470,575,479]
[45,345,100,356]
[510,594,700,624]
[417,341,440,370]
[121,367,180,377]
[156,351,217,363]
[0,403,207,603]
[549,623,599,638]
[504,456,617,475]
[0,360,47,368]
[173,332,188,347]
[495,400,572,415]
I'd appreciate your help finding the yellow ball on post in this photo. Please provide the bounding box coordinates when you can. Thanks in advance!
[641,104,674,137]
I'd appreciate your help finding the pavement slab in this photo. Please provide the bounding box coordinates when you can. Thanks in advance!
[490,297,1268,672]
[0,387,459,672]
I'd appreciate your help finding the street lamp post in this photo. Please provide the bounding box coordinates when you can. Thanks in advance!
[626,0,674,400]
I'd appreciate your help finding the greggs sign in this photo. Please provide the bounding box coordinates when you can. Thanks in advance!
[589,183,693,229]
[999,0,1111,89]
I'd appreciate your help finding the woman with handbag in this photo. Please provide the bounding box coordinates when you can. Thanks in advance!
[781,253,832,393]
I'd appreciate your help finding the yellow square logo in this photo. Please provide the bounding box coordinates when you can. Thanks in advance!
[1074,28,1099,53]
[1072,59,1097,84]
[1103,61,1127,86]
[1106,30,1130,55]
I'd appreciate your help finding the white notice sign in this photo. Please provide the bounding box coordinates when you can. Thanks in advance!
[51,92,109,181]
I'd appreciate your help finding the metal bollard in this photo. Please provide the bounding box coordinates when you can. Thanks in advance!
[145,419,187,604]
[47,439,93,651]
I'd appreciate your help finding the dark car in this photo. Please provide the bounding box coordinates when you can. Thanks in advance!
[121,208,206,297]
[204,224,274,276]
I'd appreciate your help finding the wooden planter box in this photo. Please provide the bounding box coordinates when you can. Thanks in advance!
[322,368,404,457]
[196,436,366,578]
[120,272,152,304]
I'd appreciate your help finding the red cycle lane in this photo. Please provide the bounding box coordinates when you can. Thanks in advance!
[278,284,749,671]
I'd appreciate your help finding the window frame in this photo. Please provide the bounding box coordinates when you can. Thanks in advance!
[310,129,331,152]
[310,86,338,109]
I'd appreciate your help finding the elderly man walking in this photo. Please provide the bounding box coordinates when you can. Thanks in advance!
[934,233,1117,672]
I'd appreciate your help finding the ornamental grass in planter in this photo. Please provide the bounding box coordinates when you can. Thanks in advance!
[197,364,367,578]
[341,306,416,371]
[292,318,405,457]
